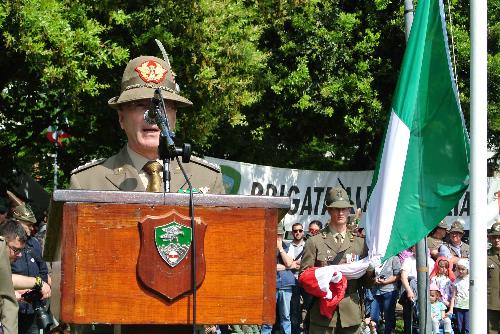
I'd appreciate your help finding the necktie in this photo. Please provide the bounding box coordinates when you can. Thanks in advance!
[143,161,162,192]
[335,233,343,244]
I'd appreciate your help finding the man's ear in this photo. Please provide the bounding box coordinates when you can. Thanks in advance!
[117,110,125,130]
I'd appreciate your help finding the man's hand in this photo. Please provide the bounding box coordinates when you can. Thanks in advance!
[277,238,283,251]
[15,290,26,301]
[406,289,415,302]
[41,282,51,299]
[290,260,300,270]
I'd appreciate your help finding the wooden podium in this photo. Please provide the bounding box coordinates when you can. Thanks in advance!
[45,190,289,325]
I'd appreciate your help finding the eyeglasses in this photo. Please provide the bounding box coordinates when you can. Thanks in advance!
[8,244,23,255]
[293,229,303,233]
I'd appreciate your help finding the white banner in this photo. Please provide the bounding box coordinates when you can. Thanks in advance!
[206,157,500,232]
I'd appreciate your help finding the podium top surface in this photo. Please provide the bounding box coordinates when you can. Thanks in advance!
[51,189,290,208]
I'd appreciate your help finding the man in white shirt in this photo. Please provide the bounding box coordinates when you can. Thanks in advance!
[287,223,305,334]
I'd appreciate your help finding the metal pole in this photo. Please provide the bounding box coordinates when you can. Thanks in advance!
[404,0,414,41]
[404,1,432,333]
[469,0,488,332]
[53,131,58,190]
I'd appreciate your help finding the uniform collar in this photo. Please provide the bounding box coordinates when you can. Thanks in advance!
[126,145,163,171]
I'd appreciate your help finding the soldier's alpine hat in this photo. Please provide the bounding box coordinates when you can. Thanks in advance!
[12,203,36,224]
[449,219,465,234]
[108,56,193,109]
[489,221,500,237]
[324,186,354,209]
[7,190,36,224]
[437,220,448,229]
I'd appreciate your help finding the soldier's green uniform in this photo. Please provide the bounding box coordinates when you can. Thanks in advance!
[64,54,224,334]
[488,222,500,334]
[0,236,19,334]
[300,187,369,334]
[70,146,224,194]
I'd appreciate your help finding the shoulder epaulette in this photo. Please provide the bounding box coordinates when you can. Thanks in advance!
[190,156,221,173]
[71,158,106,175]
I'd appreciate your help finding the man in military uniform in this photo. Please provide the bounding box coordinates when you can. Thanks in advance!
[0,230,19,334]
[68,54,225,334]
[70,55,224,194]
[299,187,369,334]
[488,220,500,334]
[441,219,469,272]
[427,220,448,260]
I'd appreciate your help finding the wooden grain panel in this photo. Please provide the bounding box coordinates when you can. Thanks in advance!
[60,203,276,325]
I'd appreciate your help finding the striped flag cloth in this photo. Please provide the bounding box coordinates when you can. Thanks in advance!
[363,0,470,260]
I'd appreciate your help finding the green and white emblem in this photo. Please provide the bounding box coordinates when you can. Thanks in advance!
[155,221,192,267]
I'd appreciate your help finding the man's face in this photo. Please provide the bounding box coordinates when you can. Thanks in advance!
[449,231,463,246]
[118,99,177,159]
[292,226,304,241]
[489,235,500,249]
[328,207,350,227]
[308,224,320,236]
[6,237,24,263]
[435,227,447,239]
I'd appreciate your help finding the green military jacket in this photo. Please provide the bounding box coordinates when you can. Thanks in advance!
[488,247,500,310]
[70,145,225,194]
[0,236,18,334]
[300,224,368,328]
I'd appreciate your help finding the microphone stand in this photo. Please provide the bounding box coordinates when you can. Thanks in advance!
[150,89,197,334]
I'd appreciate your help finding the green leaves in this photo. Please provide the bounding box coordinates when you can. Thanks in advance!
[0,0,498,192]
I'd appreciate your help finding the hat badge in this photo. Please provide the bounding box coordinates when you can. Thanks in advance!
[494,224,500,232]
[335,189,344,200]
[135,60,169,84]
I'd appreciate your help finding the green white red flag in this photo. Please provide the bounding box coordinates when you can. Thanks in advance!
[363,0,470,260]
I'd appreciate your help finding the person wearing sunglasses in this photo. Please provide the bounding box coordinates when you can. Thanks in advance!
[287,223,306,334]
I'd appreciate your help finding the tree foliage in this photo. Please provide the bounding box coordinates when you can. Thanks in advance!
[0,0,498,193]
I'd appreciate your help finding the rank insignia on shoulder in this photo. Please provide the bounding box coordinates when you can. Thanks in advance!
[190,156,221,173]
[70,158,106,174]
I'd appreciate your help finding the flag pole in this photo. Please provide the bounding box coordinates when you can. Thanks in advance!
[404,1,432,332]
[53,129,59,190]
[469,0,488,331]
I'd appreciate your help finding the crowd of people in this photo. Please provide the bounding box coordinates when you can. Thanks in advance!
[0,193,52,334]
[247,212,498,334]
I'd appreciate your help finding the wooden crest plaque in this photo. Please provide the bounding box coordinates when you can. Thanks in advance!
[137,210,207,300]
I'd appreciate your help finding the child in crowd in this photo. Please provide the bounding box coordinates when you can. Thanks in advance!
[430,283,453,334]
[449,258,470,334]
[430,256,455,308]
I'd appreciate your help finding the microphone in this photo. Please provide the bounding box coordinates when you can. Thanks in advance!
[144,109,156,125]
[143,90,163,125]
